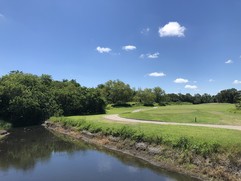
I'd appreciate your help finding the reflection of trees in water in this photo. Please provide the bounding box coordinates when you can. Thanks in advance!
[0,127,197,181]
[0,126,91,171]
[95,146,196,181]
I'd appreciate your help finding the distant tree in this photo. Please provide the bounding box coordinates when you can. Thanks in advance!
[184,93,194,103]
[201,93,213,103]
[153,87,166,104]
[216,88,240,103]
[166,93,181,102]
[193,94,202,104]
[98,80,133,104]
[135,88,155,106]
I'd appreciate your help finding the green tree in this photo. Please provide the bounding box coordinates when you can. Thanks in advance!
[98,80,133,104]
[0,72,60,126]
[216,88,240,103]
[0,71,106,126]
[153,87,165,104]
[135,88,155,106]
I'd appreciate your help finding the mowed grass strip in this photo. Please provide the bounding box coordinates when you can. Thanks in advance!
[121,103,241,125]
[50,114,241,152]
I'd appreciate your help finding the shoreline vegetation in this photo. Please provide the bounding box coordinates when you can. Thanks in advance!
[1,71,241,127]
[0,121,11,139]
[46,104,241,181]
[1,72,241,180]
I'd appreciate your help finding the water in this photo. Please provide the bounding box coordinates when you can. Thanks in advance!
[0,126,199,181]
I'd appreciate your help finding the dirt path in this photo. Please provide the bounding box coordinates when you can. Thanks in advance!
[104,114,241,131]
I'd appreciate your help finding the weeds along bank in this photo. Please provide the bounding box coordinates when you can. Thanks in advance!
[0,121,11,139]
[46,116,241,181]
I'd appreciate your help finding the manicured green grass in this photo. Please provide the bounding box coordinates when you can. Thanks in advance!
[50,113,241,155]
[106,106,145,114]
[121,103,241,125]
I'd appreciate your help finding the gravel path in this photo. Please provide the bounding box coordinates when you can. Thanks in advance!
[104,114,241,131]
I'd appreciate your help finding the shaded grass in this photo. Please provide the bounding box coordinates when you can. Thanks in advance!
[50,114,241,156]
[121,103,241,125]
[0,120,11,130]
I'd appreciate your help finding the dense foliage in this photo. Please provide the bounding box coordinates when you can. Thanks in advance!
[0,71,105,126]
[0,71,240,126]
[97,80,133,105]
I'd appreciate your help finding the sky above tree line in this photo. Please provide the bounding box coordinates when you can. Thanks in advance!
[0,0,241,95]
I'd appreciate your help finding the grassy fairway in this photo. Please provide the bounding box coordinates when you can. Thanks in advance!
[121,103,241,125]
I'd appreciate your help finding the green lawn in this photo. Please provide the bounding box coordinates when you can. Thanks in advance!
[50,113,241,154]
[121,103,241,125]
[49,103,241,155]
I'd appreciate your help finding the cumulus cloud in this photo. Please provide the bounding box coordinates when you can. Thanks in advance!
[225,59,233,64]
[233,80,241,84]
[185,85,198,90]
[140,52,159,59]
[174,78,189,84]
[148,72,166,77]
[122,45,136,51]
[159,22,186,37]
[96,46,112,53]
[141,27,150,34]
[147,52,159,59]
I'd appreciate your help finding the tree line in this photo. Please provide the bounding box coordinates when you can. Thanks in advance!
[97,80,241,106]
[0,72,240,126]
[0,71,105,126]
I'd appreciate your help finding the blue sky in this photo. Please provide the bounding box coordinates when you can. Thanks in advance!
[0,0,241,94]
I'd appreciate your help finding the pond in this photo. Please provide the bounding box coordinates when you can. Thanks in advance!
[0,126,199,181]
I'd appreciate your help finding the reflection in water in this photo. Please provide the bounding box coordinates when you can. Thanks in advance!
[0,126,199,181]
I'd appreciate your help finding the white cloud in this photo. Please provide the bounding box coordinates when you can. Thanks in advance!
[159,22,186,37]
[185,85,198,90]
[147,52,159,59]
[174,78,189,84]
[141,27,150,34]
[96,46,112,53]
[148,72,166,77]
[225,59,233,64]
[209,79,215,82]
[140,52,159,59]
[139,54,145,59]
[122,45,136,51]
[233,80,241,84]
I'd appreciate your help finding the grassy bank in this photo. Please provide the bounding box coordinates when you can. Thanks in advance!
[121,103,241,125]
[49,114,241,156]
[48,104,241,180]
[0,120,11,140]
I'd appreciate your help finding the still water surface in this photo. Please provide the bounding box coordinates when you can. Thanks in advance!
[0,126,199,181]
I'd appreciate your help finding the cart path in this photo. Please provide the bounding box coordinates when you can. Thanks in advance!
[104,114,241,131]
